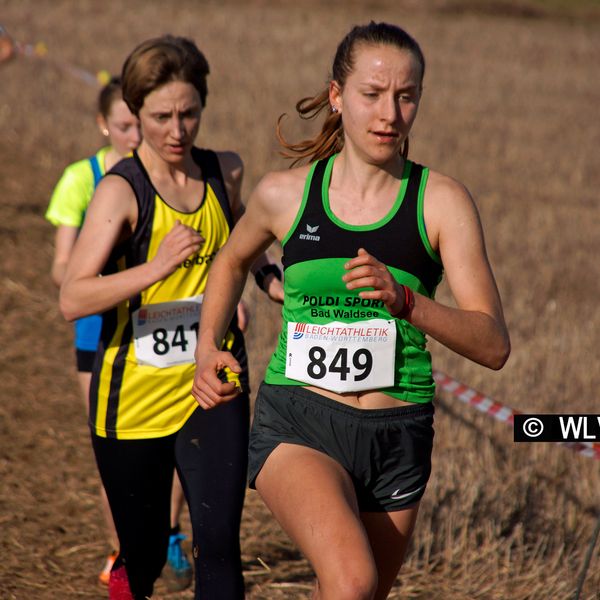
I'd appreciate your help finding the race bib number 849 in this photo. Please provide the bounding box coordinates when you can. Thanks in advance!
[285,319,396,393]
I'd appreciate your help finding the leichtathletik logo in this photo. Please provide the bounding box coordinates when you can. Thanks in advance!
[138,308,147,326]
[293,323,307,339]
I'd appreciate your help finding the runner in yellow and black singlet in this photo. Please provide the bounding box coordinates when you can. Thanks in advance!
[90,147,247,440]
[61,36,282,600]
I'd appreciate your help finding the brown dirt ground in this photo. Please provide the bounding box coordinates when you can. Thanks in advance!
[1,1,599,598]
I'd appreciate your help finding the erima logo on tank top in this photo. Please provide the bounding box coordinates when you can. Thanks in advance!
[299,224,320,242]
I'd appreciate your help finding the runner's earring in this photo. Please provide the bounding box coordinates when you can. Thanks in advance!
[102,128,109,136]
[331,106,338,113]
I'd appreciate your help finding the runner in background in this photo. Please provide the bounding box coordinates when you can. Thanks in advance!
[192,21,510,600]
[60,36,283,600]
[46,77,194,591]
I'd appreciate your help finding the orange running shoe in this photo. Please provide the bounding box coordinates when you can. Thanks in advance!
[99,550,118,586]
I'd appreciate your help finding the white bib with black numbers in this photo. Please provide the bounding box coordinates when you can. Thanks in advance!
[285,319,396,393]
[132,295,202,368]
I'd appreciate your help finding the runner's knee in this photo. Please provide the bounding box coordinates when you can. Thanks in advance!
[319,567,378,600]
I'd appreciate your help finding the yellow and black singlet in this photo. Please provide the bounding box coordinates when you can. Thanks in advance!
[89,148,247,439]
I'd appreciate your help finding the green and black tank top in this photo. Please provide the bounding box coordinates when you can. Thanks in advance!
[264,153,443,403]
[90,148,248,439]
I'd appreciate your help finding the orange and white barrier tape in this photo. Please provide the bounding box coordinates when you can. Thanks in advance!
[0,25,110,86]
[433,369,600,460]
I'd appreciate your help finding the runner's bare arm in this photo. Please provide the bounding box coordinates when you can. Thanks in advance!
[60,175,203,321]
[192,170,302,408]
[51,225,78,287]
[344,173,510,370]
[216,150,245,223]
[217,151,284,303]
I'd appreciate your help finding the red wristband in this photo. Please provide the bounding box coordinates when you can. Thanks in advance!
[394,285,415,320]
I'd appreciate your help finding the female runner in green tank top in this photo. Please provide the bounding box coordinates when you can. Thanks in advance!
[192,22,510,600]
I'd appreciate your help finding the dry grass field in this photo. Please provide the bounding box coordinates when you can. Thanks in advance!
[1,0,599,598]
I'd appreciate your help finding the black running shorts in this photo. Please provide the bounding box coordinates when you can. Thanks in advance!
[248,383,434,512]
[76,349,96,373]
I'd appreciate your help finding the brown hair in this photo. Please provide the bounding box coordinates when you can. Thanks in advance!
[121,35,210,116]
[97,76,123,118]
[277,22,425,165]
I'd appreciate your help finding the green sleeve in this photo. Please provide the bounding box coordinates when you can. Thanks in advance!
[45,158,95,228]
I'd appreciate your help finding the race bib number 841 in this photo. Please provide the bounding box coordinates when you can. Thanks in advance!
[285,319,396,393]
[132,296,202,368]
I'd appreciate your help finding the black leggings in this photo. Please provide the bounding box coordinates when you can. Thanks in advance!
[91,394,249,600]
